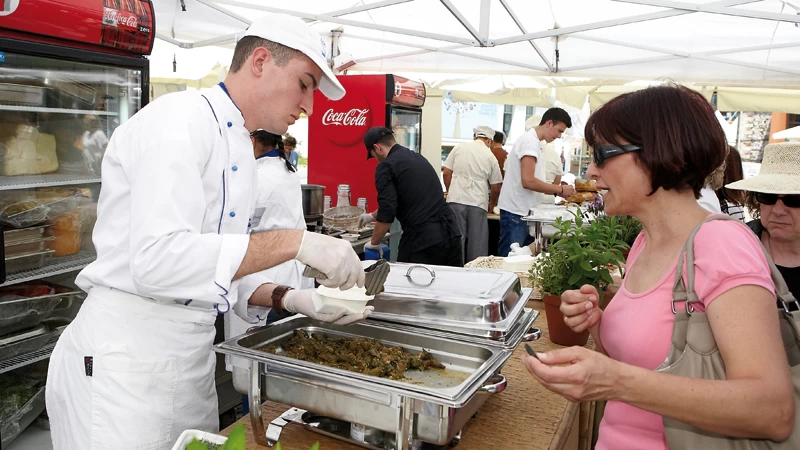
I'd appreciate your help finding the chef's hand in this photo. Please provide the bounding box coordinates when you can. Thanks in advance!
[561,285,602,333]
[283,289,374,325]
[560,184,576,198]
[357,213,376,229]
[522,346,623,403]
[296,231,365,290]
[364,242,383,258]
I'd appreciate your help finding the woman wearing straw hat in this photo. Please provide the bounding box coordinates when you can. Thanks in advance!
[727,142,800,300]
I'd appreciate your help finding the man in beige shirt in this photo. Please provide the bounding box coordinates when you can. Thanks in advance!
[443,125,503,263]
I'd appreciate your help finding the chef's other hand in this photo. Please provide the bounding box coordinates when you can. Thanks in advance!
[560,285,602,333]
[296,231,365,290]
[357,213,376,229]
[283,289,374,324]
[561,184,576,198]
[363,242,383,258]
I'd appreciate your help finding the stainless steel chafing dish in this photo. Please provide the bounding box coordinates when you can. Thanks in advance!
[215,263,540,449]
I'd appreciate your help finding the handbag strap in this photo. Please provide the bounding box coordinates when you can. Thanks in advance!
[672,214,798,314]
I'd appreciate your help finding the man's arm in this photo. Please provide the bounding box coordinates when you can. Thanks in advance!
[371,164,398,246]
[520,156,573,196]
[553,175,562,185]
[489,183,501,211]
[370,221,392,246]
[443,167,453,192]
[233,229,304,279]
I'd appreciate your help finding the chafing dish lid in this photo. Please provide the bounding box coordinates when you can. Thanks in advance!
[366,263,527,333]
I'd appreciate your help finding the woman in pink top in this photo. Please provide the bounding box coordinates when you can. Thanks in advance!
[522,85,795,449]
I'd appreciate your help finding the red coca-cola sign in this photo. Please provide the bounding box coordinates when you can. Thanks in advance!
[319,94,373,146]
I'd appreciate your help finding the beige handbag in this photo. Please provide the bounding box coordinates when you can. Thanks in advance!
[656,214,800,449]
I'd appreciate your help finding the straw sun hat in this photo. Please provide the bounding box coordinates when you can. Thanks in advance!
[726,142,800,194]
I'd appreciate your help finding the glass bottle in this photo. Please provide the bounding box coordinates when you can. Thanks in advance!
[336,184,351,208]
[323,195,332,211]
[356,197,367,212]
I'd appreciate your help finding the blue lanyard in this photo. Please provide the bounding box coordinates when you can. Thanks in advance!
[256,149,283,160]
[217,82,242,113]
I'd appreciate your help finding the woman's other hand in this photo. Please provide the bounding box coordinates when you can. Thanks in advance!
[560,285,602,333]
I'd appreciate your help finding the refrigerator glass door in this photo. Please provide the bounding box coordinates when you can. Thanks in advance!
[0,50,143,286]
[390,107,422,153]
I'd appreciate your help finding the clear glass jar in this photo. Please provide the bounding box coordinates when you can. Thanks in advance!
[336,184,351,208]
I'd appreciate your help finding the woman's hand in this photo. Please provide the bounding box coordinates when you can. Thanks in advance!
[522,346,624,402]
[560,285,602,333]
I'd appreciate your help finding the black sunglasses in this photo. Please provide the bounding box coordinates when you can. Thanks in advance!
[755,193,800,208]
[592,144,641,166]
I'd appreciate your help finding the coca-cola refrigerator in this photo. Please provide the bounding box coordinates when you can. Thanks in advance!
[308,74,426,211]
[0,1,151,447]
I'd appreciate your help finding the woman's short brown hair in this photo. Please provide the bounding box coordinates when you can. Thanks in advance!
[584,84,727,198]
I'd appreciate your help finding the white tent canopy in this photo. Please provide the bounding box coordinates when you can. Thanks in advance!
[149,0,800,111]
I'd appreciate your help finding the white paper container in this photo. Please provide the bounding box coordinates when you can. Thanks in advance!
[171,429,227,450]
[341,233,360,242]
[502,255,535,272]
[312,286,374,314]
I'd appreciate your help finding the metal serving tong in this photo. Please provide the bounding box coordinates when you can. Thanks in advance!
[302,259,391,296]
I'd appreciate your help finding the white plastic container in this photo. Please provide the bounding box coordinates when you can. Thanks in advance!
[341,233,360,242]
[502,255,535,273]
[171,430,227,450]
[312,285,374,314]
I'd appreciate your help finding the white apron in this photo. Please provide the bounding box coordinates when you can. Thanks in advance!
[225,155,313,389]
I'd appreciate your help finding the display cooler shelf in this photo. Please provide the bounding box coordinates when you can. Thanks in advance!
[0,174,101,191]
[0,334,59,374]
[0,105,119,116]
[2,250,96,287]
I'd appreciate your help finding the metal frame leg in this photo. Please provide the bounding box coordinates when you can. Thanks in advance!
[395,397,416,450]
[250,361,269,446]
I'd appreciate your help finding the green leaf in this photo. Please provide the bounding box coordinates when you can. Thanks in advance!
[220,423,246,450]
[568,271,582,286]
[309,443,320,450]
[186,439,209,450]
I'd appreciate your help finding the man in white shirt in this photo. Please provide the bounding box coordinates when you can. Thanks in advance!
[46,15,370,450]
[497,108,577,256]
[443,125,503,263]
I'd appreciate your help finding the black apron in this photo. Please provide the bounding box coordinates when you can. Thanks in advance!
[397,205,461,261]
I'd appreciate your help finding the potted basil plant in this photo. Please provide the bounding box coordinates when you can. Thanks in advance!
[531,210,628,346]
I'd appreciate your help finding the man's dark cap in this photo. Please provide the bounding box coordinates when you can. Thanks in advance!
[364,127,393,159]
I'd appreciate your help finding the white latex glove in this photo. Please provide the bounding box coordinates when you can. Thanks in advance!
[363,242,384,258]
[283,289,374,325]
[296,231,365,290]
[357,213,376,229]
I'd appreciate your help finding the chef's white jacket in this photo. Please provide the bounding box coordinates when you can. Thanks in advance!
[76,84,265,322]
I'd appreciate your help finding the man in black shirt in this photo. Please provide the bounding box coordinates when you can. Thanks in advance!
[357,127,463,266]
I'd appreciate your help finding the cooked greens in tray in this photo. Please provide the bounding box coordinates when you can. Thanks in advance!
[260,329,445,380]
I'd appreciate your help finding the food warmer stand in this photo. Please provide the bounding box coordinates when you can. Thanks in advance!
[216,263,541,449]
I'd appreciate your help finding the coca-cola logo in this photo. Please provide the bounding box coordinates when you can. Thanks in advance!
[322,108,369,127]
[316,93,373,147]
[103,7,138,30]
[0,0,20,16]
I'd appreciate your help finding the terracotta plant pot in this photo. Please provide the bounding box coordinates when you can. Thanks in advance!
[543,294,590,347]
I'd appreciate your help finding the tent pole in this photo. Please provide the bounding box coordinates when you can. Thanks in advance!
[610,0,800,23]
[479,0,491,44]
[205,0,478,46]
[498,0,553,71]
[492,0,759,46]
[439,0,485,45]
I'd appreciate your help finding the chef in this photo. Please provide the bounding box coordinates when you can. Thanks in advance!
[224,129,313,391]
[45,14,369,450]
[358,127,463,266]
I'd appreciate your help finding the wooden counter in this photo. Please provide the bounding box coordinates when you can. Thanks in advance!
[221,299,597,450]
